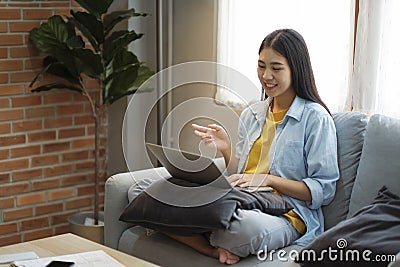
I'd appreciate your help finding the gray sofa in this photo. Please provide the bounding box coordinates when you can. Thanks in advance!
[104,112,400,266]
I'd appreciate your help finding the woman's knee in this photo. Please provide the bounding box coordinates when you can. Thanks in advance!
[232,209,271,240]
[210,209,297,257]
[211,210,272,256]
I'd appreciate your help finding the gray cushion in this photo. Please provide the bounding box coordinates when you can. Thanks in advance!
[120,177,293,235]
[297,186,400,267]
[348,114,400,217]
[322,112,368,229]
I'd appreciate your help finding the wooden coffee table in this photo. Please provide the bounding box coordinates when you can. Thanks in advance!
[0,233,157,267]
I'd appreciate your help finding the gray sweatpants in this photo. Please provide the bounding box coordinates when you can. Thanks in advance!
[210,209,300,257]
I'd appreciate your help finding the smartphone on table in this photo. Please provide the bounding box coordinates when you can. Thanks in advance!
[45,260,75,267]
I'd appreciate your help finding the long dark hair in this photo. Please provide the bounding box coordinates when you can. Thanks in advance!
[259,29,331,115]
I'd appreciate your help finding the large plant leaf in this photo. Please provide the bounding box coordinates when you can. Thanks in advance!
[71,49,103,79]
[30,56,82,89]
[70,11,104,50]
[43,56,81,85]
[75,0,113,19]
[31,83,83,94]
[132,65,154,88]
[103,30,143,64]
[29,15,70,54]
[49,46,102,80]
[29,62,53,87]
[103,47,154,103]
[104,9,147,35]
[104,48,139,83]
[103,48,138,101]
[65,35,85,49]
[104,65,139,104]
[105,66,154,104]
[51,46,80,77]
[107,88,138,104]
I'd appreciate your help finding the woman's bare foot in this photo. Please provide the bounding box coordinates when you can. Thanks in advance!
[165,233,240,264]
[214,247,240,265]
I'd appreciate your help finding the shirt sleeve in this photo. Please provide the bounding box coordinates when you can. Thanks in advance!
[303,113,339,210]
[235,108,249,160]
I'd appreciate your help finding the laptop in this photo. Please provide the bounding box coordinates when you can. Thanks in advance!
[146,142,225,185]
[145,143,272,191]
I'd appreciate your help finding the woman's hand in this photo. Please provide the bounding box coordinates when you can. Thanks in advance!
[228,173,312,201]
[191,123,231,153]
[192,123,238,175]
[227,173,269,188]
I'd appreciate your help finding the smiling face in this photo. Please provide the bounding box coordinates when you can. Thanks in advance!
[257,48,296,109]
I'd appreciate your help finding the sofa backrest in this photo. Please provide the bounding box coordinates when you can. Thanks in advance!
[347,114,400,218]
[322,112,369,229]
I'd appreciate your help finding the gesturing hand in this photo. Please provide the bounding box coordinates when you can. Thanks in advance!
[191,123,231,153]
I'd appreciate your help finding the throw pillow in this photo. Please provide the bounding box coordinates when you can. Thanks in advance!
[296,186,400,267]
[348,114,400,218]
[119,177,293,236]
[322,112,368,230]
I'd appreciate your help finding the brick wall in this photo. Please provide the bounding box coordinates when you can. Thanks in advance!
[0,1,107,246]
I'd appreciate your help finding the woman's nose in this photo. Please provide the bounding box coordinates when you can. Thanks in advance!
[262,68,273,80]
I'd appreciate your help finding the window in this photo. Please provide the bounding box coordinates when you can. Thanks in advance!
[352,0,400,118]
[216,0,355,112]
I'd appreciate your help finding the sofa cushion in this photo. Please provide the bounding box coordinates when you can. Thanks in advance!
[296,186,400,267]
[119,177,293,236]
[322,112,368,229]
[348,114,400,217]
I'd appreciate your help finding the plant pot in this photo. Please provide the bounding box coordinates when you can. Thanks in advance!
[68,211,104,244]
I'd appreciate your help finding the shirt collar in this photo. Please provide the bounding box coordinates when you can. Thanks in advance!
[286,96,305,122]
[249,95,305,122]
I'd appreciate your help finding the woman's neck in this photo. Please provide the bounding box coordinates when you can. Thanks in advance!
[271,93,296,112]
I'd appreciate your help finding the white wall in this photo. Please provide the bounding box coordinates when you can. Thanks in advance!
[168,0,239,156]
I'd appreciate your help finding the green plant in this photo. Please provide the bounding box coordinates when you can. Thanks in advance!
[29,0,153,224]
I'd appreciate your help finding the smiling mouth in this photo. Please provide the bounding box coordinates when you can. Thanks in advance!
[264,83,277,89]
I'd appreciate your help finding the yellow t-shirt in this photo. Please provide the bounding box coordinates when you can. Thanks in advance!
[244,109,276,174]
[244,107,306,235]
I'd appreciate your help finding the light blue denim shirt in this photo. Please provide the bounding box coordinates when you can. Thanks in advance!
[235,96,339,246]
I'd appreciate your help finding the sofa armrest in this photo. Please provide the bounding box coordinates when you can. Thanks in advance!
[104,167,170,249]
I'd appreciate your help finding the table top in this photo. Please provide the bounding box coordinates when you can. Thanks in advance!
[0,233,158,267]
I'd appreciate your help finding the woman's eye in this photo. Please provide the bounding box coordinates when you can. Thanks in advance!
[272,68,282,71]
[258,65,265,69]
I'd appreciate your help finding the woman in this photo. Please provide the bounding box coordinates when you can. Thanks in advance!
[173,29,339,264]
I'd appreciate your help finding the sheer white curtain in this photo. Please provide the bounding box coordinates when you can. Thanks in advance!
[352,0,400,118]
[216,0,355,112]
